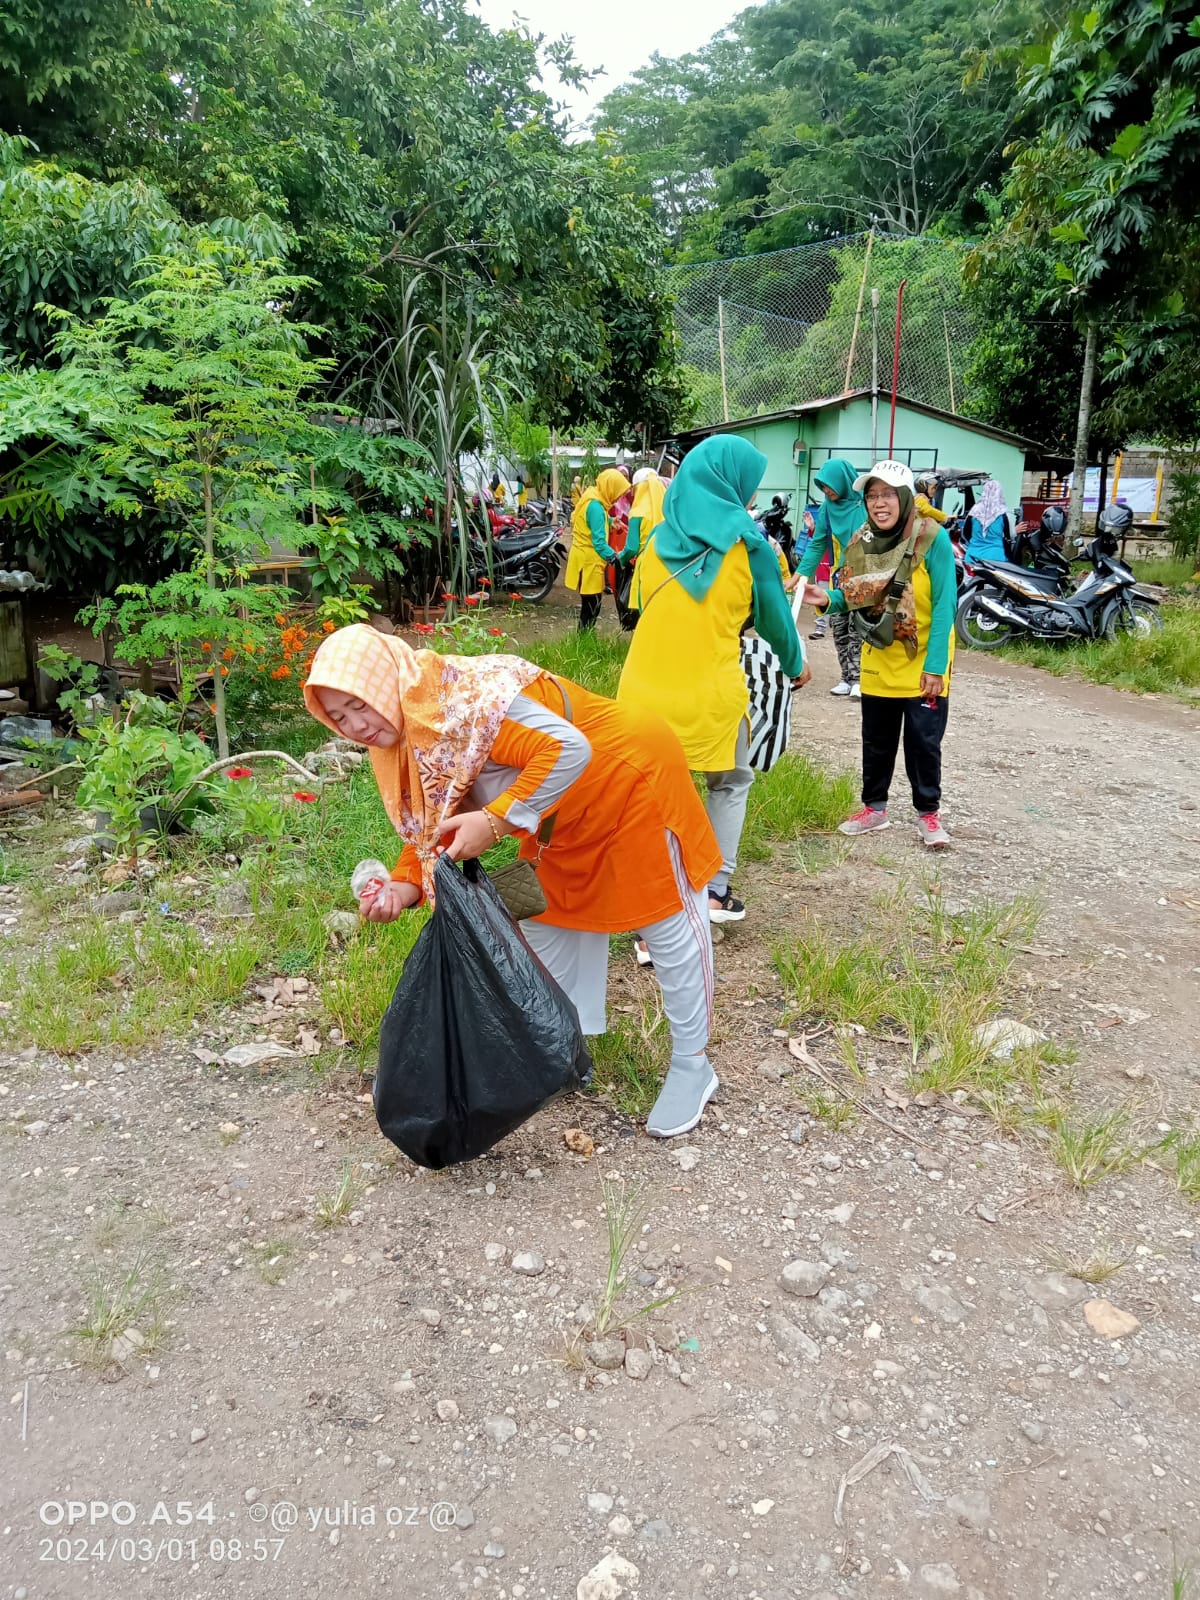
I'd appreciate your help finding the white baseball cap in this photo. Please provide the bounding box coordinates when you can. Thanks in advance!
[853,459,915,494]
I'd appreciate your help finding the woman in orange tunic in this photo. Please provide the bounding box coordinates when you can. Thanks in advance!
[303,625,724,1138]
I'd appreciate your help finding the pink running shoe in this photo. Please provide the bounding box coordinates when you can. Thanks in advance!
[918,812,951,848]
[838,806,890,836]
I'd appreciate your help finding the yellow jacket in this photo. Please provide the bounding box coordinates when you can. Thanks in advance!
[620,537,755,770]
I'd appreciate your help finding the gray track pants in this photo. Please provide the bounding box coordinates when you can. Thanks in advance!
[702,719,753,898]
[832,610,862,685]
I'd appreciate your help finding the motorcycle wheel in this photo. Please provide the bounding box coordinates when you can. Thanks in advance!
[509,560,556,603]
[1102,596,1162,641]
[955,590,1015,651]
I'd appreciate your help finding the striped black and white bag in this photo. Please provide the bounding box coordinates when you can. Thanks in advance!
[741,590,806,773]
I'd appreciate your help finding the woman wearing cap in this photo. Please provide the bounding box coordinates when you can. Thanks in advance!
[619,435,808,923]
[566,468,630,631]
[304,624,725,1139]
[792,458,865,697]
[800,460,956,849]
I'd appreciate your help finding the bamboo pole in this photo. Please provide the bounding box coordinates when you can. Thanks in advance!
[718,296,730,423]
[844,230,875,394]
[550,429,560,528]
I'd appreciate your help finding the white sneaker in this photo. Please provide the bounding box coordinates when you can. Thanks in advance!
[830,680,852,697]
[635,941,654,968]
[849,682,862,698]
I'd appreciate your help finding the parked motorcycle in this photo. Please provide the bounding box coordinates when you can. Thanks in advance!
[465,521,563,602]
[957,504,1075,612]
[955,503,1159,649]
[756,494,795,565]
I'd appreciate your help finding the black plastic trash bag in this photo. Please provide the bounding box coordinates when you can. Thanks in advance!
[374,855,592,1169]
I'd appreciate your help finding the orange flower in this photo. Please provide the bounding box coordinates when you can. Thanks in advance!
[200,641,212,653]
[271,665,292,680]
[243,641,256,655]
[322,620,336,634]
[219,665,229,676]
[275,613,286,626]
[221,647,235,661]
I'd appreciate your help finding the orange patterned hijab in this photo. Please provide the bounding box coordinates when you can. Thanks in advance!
[303,625,542,896]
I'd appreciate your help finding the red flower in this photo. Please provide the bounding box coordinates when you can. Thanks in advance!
[488,628,504,637]
[413,622,435,635]
[479,576,492,585]
[509,592,523,601]
[464,594,480,607]
[292,790,318,803]
[442,592,457,602]
[226,767,253,781]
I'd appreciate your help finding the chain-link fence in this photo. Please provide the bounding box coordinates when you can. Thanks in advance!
[669,232,978,429]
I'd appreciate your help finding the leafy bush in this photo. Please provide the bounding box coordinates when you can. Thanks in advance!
[1167,458,1200,565]
[75,695,215,855]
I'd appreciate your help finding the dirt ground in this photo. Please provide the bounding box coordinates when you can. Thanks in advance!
[2,626,1200,1600]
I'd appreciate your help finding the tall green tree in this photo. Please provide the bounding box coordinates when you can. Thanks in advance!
[0,247,435,754]
[1005,0,1200,532]
[596,0,1037,258]
[1,0,683,443]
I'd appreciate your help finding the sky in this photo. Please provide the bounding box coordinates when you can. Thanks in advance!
[475,0,743,132]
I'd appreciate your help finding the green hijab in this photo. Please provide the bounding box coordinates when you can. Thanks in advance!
[813,458,865,548]
[654,435,768,601]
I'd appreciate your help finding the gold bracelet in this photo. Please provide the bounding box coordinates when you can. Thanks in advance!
[483,809,503,844]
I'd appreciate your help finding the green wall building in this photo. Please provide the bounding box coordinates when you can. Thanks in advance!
[673,390,1044,516]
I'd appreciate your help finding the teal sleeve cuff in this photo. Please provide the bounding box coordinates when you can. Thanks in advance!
[922,530,957,677]
[747,537,805,677]
[822,589,848,615]
[625,516,643,559]
[586,500,616,562]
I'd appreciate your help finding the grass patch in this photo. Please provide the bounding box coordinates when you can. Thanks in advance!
[1043,1241,1131,1284]
[254,1238,299,1285]
[1042,1105,1141,1190]
[1157,1129,1200,1202]
[2,916,273,1055]
[1132,556,1197,589]
[587,995,670,1118]
[313,1161,365,1228]
[742,753,856,863]
[73,1254,170,1364]
[775,889,1081,1139]
[801,1088,859,1131]
[523,628,630,699]
[591,1177,681,1339]
[0,767,431,1059]
[322,914,427,1054]
[1000,603,1200,698]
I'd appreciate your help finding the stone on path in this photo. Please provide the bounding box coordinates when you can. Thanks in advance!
[779,1259,830,1297]
[577,1552,640,1600]
[511,1251,545,1275]
[1084,1298,1140,1340]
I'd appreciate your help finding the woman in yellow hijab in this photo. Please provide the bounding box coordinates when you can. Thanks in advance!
[566,468,630,631]
[624,467,667,562]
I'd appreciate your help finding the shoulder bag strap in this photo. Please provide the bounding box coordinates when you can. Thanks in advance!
[633,529,708,618]
[879,520,927,615]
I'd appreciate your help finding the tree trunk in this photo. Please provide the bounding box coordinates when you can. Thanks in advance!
[203,470,229,760]
[1067,319,1098,547]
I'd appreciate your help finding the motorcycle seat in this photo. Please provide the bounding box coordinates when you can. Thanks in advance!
[976,560,1065,585]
